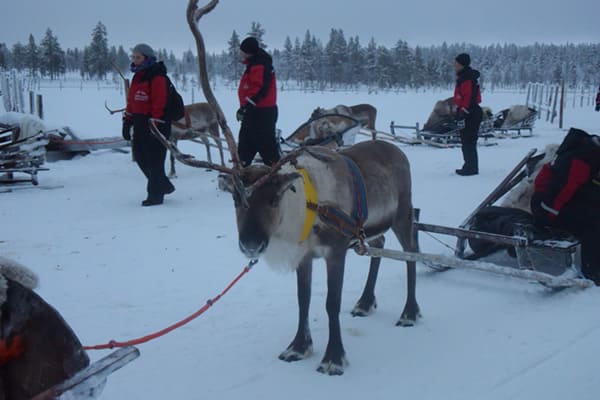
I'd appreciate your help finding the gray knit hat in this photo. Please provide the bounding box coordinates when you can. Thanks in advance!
[132,43,155,58]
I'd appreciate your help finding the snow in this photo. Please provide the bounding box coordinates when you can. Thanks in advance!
[1,79,599,400]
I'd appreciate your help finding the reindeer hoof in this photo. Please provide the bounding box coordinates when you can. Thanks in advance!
[279,345,313,362]
[317,356,348,376]
[396,304,422,327]
[351,298,377,317]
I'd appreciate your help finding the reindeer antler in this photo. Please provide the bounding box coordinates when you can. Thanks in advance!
[186,0,241,171]
[149,121,235,174]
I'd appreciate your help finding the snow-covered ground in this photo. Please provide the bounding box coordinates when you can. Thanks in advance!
[1,80,599,400]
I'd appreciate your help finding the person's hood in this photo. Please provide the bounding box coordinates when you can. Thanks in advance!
[244,49,273,67]
[458,66,480,81]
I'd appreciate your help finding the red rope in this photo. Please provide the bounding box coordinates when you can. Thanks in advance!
[83,260,257,351]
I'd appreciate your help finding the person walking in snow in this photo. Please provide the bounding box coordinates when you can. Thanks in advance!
[122,43,175,206]
[453,53,483,176]
[595,85,600,112]
[236,37,280,167]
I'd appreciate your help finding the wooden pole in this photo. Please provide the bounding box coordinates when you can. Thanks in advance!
[537,84,544,119]
[36,94,44,120]
[559,80,565,130]
[551,85,559,124]
[525,83,531,106]
[29,91,35,114]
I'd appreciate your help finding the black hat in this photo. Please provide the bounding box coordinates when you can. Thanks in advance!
[240,37,260,55]
[455,53,471,67]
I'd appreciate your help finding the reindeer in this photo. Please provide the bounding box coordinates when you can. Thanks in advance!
[169,102,225,177]
[148,0,421,376]
[311,104,377,130]
[105,101,225,178]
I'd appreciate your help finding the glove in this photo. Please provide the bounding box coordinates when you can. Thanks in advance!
[456,119,466,130]
[236,107,245,122]
[595,105,600,112]
[122,117,132,141]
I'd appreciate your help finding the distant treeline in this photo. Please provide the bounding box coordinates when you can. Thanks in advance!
[1,21,599,90]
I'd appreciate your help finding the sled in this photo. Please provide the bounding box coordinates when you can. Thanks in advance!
[409,148,593,289]
[388,121,496,148]
[280,114,361,152]
[492,106,537,137]
[0,123,49,186]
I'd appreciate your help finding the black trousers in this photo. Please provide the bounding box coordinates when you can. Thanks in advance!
[532,194,600,283]
[459,106,483,173]
[132,115,174,198]
[238,106,280,167]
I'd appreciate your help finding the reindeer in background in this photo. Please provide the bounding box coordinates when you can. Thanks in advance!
[149,0,421,376]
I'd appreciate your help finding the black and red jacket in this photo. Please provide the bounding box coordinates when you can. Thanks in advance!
[454,67,482,115]
[596,85,600,109]
[238,50,277,108]
[126,61,168,119]
[534,128,600,220]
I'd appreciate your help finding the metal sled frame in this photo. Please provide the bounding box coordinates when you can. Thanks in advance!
[493,108,537,137]
[389,121,496,148]
[411,148,590,288]
[0,125,49,186]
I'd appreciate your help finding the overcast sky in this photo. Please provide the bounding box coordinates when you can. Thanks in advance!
[2,0,598,54]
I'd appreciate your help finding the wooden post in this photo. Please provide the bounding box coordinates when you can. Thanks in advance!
[525,83,531,106]
[29,91,35,114]
[551,85,559,124]
[559,80,565,130]
[36,94,44,120]
[538,84,544,119]
[546,87,552,121]
[580,87,584,108]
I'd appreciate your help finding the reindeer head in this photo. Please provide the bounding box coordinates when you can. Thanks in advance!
[222,165,301,259]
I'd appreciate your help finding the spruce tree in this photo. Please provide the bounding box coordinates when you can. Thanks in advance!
[248,22,267,49]
[24,34,40,76]
[39,28,66,79]
[227,30,242,82]
[87,21,110,79]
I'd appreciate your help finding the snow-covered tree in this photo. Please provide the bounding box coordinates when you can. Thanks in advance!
[226,30,243,82]
[248,22,267,49]
[24,34,40,76]
[86,21,110,79]
[0,43,8,69]
[39,28,65,79]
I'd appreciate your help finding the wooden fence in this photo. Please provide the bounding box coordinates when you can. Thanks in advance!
[1,71,44,119]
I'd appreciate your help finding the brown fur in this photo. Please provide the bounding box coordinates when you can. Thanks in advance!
[169,102,225,177]
[230,140,419,375]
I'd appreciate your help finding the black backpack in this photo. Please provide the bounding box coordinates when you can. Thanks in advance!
[163,77,185,122]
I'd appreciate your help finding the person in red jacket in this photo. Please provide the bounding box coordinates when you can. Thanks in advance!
[595,85,600,112]
[531,128,600,284]
[453,53,483,176]
[236,37,280,167]
[122,43,175,206]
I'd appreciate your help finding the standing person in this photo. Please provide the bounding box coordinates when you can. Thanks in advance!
[595,85,600,112]
[122,43,175,207]
[453,53,483,176]
[236,37,280,167]
[530,128,600,285]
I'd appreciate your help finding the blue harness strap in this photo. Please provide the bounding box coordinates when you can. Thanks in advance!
[342,155,369,225]
[312,156,369,239]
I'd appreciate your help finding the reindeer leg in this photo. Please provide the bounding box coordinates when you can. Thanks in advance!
[279,258,313,362]
[317,249,348,376]
[392,209,421,327]
[352,235,384,317]
[200,135,213,168]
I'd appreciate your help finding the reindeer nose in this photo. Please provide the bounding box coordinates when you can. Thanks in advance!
[239,239,268,259]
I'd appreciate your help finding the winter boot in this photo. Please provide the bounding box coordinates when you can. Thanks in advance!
[142,194,164,207]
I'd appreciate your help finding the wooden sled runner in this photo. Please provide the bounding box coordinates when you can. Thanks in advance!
[0,124,49,186]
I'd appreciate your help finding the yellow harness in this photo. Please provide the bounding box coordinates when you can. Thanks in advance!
[298,168,318,242]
